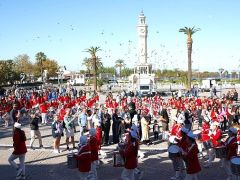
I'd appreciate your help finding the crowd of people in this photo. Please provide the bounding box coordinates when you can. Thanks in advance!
[1,85,240,179]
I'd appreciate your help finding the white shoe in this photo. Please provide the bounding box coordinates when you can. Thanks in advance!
[53,149,59,154]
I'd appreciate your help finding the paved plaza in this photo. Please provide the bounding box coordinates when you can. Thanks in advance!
[0,120,231,180]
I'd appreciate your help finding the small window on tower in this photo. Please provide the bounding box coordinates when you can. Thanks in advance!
[141,18,144,24]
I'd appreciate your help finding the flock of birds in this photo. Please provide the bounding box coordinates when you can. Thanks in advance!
[21,21,196,70]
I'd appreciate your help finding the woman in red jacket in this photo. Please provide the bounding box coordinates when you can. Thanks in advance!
[121,130,139,180]
[182,131,201,180]
[8,122,27,180]
[76,135,91,180]
[223,127,238,180]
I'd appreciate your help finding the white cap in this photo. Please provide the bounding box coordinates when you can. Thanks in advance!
[181,127,189,134]
[80,135,88,145]
[229,127,238,135]
[14,122,21,129]
[212,121,220,127]
[89,128,96,136]
[187,131,197,139]
[130,130,138,139]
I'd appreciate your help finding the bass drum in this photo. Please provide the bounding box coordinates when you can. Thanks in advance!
[168,144,181,159]
[231,156,240,176]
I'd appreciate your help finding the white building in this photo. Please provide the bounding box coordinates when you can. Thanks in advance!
[129,11,156,94]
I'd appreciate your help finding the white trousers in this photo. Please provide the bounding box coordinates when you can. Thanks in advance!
[206,148,215,164]
[41,113,47,124]
[223,159,232,177]
[30,130,42,147]
[121,168,135,180]
[184,173,198,180]
[89,160,98,180]
[8,153,26,176]
[78,172,89,180]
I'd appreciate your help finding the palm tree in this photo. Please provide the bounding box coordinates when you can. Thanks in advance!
[35,52,47,82]
[115,59,125,78]
[85,46,102,91]
[179,26,200,90]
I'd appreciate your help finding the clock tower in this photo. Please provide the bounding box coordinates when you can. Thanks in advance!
[138,11,148,64]
[129,11,155,93]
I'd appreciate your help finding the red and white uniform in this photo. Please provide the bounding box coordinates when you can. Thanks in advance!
[183,143,201,175]
[210,128,222,147]
[76,144,91,172]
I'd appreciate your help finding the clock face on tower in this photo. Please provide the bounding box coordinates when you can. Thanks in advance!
[140,29,145,33]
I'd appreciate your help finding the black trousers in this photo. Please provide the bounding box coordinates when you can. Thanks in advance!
[103,124,110,144]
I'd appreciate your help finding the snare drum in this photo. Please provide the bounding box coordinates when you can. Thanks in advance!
[231,156,240,176]
[67,153,77,169]
[215,146,227,158]
[203,140,213,150]
[169,136,177,144]
[113,152,125,167]
[168,144,181,159]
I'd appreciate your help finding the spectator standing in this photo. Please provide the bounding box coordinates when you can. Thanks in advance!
[29,112,43,149]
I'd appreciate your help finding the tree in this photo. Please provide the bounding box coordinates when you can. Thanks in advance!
[82,57,102,73]
[84,47,102,91]
[42,59,59,78]
[115,59,125,78]
[121,68,134,77]
[14,54,33,76]
[0,60,19,85]
[35,52,47,82]
[179,26,200,89]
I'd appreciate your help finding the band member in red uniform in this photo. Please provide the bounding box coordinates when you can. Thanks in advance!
[76,135,91,180]
[204,121,222,168]
[89,128,99,180]
[120,130,139,180]
[182,131,201,180]
[223,127,238,180]
[39,102,48,125]
[177,127,189,153]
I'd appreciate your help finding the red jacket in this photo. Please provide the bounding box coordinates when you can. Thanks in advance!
[122,142,138,169]
[210,128,222,147]
[40,103,48,113]
[178,136,188,152]
[89,136,99,161]
[183,143,201,174]
[201,122,210,142]
[13,130,27,155]
[96,127,102,150]
[225,136,238,160]
[171,124,179,136]
[76,144,91,172]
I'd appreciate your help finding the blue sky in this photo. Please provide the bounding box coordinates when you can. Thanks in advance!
[0,0,239,72]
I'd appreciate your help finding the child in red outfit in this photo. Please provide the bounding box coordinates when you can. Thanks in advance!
[76,135,91,180]
[89,128,99,180]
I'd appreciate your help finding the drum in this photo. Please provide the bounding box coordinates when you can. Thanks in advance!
[215,146,227,158]
[231,156,240,176]
[169,136,177,144]
[168,144,181,159]
[113,152,125,167]
[203,140,213,150]
[193,130,201,140]
[67,153,77,169]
